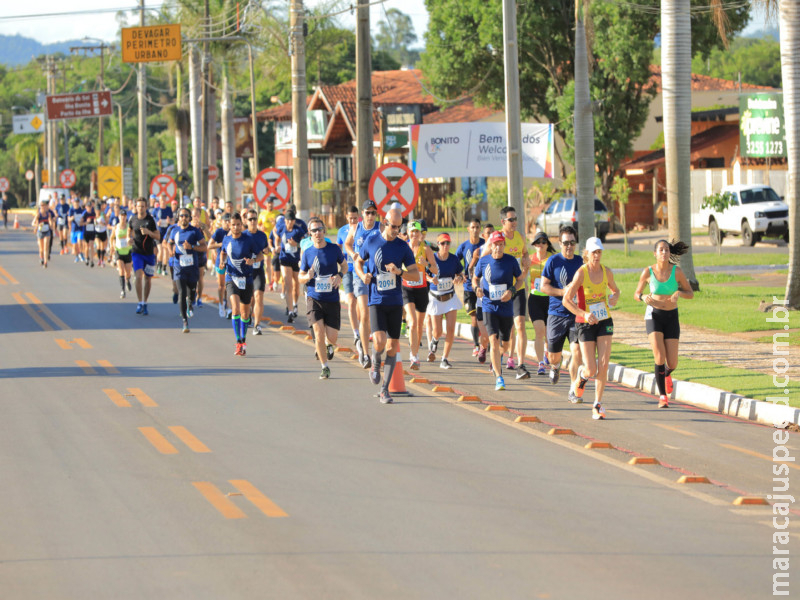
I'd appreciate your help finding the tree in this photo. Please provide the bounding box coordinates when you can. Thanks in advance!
[691,35,782,88]
[610,176,632,256]
[701,191,735,255]
[375,8,420,67]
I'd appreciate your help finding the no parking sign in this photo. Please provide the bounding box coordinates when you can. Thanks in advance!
[149,174,177,202]
[253,168,291,210]
[368,163,419,218]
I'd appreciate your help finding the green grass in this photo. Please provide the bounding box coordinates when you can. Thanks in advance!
[601,248,787,269]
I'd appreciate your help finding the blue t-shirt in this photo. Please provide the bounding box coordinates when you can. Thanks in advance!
[68,207,84,232]
[154,206,173,230]
[212,227,228,268]
[164,224,180,267]
[275,220,304,263]
[337,223,356,273]
[222,234,262,283]
[541,253,584,318]
[353,221,381,255]
[430,252,463,295]
[56,202,70,222]
[456,238,485,293]
[475,254,522,317]
[246,230,269,270]
[82,208,96,229]
[359,235,416,306]
[171,226,204,279]
[300,242,345,303]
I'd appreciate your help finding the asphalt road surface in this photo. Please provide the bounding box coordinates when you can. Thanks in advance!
[0,229,794,599]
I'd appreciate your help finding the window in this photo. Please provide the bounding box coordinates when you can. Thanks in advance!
[335,156,353,183]
[594,199,608,212]
[562,198,574,212]
[310,156,329,184]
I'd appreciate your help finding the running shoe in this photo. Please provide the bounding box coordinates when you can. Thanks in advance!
[288,312,295,324]
[592,403,606,420]
[254,324,262,336]
[658,395,669,409]
[428,338,439,355]
[409,356,421,371]
[40,258,44,265]
[90,261,94,268]
[196,298,203,308]
[549,366,560,385]
[665,374,674,395]
[440,358,453,370]
[472,346,480,357]
[326,344,335,360]
[234,343,243,356]
[362,355,371,369]
[320,366,331,379]
[506,356,516,370]
[74,256,79,263]
[537,361,547,376]
[477,347,487,364]
[369,364,381,385]
[495,376,506,391]
[427,349,436,362]
[568,390,583,404]
[120,290,126,299]
[136,303,143,314]
[172,293,178,304]
[219,303,226,318]
[141,304,149,316]
[240,343,247,356]
[516,364,531,380]
[182,320,190,333]
[379,390,393,404]
[187,304,194,319]
[575,366,588,399]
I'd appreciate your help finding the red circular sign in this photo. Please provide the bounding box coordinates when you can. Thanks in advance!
[208,165,218,181]
[149,174,177,202]
[368,162,419,218]
[25,170,34,181]
[253,168,291,210]
[0,177,8,192]
[60,169,76,188]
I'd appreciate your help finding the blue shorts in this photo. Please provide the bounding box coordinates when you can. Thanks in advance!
[354,274,369,298]
[341,271,354,295]
[71,230,84,244]
[132,252,157,276]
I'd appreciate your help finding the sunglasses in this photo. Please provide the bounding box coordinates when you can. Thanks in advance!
[561,240,577,247]
[364,211,378,216]
[533,240,547,245]
[504,217,518,222]
[310,228,324,234]
[439,241,451,245]
[385,223,401,231]
[247,217,257,221]
[179,214,191,218]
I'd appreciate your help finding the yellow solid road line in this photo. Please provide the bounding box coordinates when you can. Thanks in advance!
[13,292,52,331]
[168,426,211,453]
[653,423,698,437]
[138,427,179,455]
[75,360,96,375]
[97,360,119,375]
[25,293,69,330]
[229,480,288,518]
[720,443,800,471]
[127,388,158,407]
[0,266,19,284]
[193,482,247,519]
[103,388,131,407]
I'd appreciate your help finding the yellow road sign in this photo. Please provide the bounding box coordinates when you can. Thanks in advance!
[122,24,182,63]
[97,166,122,198]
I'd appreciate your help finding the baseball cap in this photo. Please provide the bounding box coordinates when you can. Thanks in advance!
[489,231,505,245]
[585,237,604,253]
[362,200,377,211]
[437,233,451,243]
[266,196,276,204]
[531,231,549,246]
[408,221,422,232]
[418,218,428,232]
[285,210,297,220]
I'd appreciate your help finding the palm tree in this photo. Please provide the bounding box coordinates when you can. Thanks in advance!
[11,133,43,204]
[574,0,596,247]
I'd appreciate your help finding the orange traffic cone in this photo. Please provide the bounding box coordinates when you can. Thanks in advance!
[388,355,412,396]
[13,214,19,229]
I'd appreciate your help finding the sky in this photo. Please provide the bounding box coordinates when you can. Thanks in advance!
[0,0,432,46]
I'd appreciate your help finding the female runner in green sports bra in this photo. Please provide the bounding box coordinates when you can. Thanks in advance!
[633,239,694,408]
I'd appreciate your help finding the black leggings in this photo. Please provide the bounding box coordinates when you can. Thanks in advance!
[179,278,198,320]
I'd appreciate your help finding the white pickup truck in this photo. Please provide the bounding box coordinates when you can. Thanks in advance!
[701,184,789,246]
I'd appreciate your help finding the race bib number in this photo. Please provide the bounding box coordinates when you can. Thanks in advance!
[39,224,50,233]
[179,254,194,267]
[57,217,65,226]
[115,236,125,249]
[144,264,155,276]
[232,276,246,290]
[96,225,106,233]
[376,272,396,291]
[437,277,454,292]
[644,305,654,320]
[488,283,507,301]
[159,219,167,228]
[315,275,333,294]
[407,272,423,286]
[589,301,609,321]
[85,223,95,232]
[533,277,541,293]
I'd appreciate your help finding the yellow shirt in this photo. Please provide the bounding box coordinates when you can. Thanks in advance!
[504,230,526,259]
[258,209,281,236]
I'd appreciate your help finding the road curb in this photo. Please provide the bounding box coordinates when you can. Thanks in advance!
[450,322,797,428]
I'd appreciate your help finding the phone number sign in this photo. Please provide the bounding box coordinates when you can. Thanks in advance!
[740,93,787,158]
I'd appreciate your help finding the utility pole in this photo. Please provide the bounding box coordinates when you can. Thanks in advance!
[199,0,210,208]
[355,0,373,208]
[501,0,524,218]
[71,40,110,167]
[138,0,147,199]
[290,0,309,219]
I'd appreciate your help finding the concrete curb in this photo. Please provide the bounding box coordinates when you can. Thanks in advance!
[449,322,797,428]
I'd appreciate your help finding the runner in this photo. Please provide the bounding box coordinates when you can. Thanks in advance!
[457,218,488,363]
[257,197,281,290]
[67,197,85,262]
[401,221,437,370]
[244,208,269,334]
[95,208,109,267]
[473,231,523,391]
[83,199,98,268]
[191,208,208,308]
[634,239,694,408]
[55,195,70,254]
[336,206,361,346]
[274,209,305,322]
[528,231,557,375]
[128,197,160,315]
[345,200,383,368]
[218,213,264,356]
[154,195,173,275]
[111,210,133,298]
[561,237,620,420]
[31,201,55,268]
[208,213,232,318]
[426,233,464,369]
[540,225,584,402]
[299,217,348,379]
[169,208,207,333]
[0,192,7,229]
[355,207,419,403]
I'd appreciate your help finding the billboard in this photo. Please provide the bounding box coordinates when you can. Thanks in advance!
[740,93,787,158]
[409,122,554,178]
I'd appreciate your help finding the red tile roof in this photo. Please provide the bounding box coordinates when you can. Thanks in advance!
[647,65,775,93]
[423,98,498,124]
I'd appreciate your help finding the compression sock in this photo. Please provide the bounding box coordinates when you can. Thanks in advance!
[655,363,667,396]
[471,325,480,346]
[119,276,125,291]
[382,354,397,393]
[232,315,242,342]
[666,366,675,377]
[241,318,250,342]
[372,351,383,371]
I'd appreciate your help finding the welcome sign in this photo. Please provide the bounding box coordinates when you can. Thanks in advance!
[409,122,554,178]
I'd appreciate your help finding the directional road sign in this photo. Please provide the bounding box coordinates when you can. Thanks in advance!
[368,162,419,218]
[60,169,76,189]
[149,173,177,202]
[98,166,122,198]
[46,92,113,121]
[0,177,9,193]
[12,113,46,134]
[253,168,291,210]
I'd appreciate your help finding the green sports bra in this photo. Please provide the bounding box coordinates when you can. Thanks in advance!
[649,265,678,295]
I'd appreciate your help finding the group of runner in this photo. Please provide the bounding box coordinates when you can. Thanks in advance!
[30,190,694,414]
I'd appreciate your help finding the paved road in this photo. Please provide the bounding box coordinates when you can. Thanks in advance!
[0,229,793,599]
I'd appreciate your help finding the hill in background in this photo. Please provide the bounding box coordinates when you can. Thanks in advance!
[0,34,94,66]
